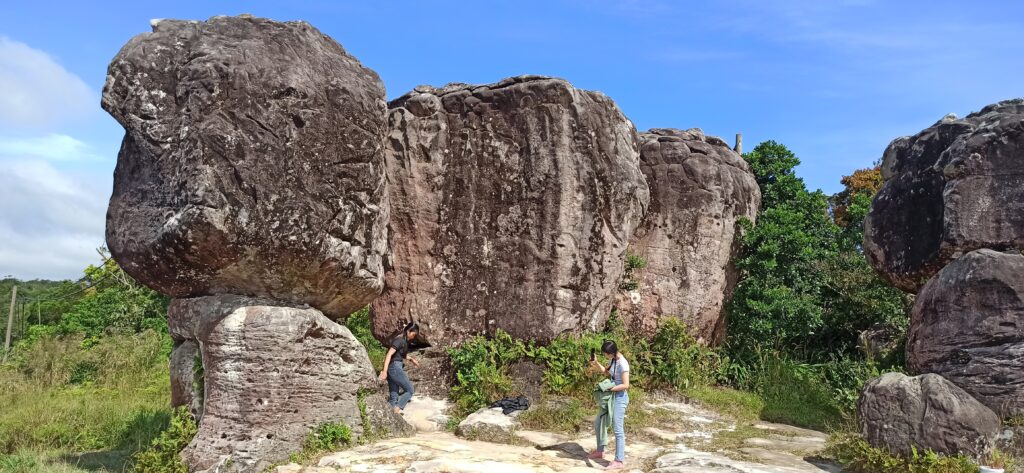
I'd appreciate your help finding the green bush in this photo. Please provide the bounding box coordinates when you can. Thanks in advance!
[303,423,352,452]
[447,330,528,412]
[825,433,979,473]
[632,318,722,391]
[131,407,197,473]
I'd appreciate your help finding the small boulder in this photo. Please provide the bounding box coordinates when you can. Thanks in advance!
[907,248,1024,416]
[858,372,1000,458]
[455,407,520,443]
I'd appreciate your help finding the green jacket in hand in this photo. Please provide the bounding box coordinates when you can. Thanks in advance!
[593,378,616,450]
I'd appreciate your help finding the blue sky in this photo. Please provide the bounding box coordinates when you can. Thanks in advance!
[1,0,1022,279]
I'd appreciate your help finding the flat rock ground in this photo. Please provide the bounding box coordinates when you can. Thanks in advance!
[276,392,841,473]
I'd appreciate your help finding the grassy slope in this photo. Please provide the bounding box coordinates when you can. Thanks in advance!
[0,331,171,472]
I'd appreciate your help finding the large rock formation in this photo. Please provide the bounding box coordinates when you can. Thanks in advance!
[907,249,1024,416]
[616,128,760,342]
[858,372,1000,458]
[864,100,1024,292]
[169,296,410,472]
[102,16,407,472]
[370,76,649,347]
[101,15,389,318]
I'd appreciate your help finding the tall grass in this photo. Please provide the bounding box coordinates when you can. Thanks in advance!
[0,331,172,471]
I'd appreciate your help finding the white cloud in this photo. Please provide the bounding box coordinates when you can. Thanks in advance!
[0,134,104,162]
[0,37,95,129]
[0,135,110,280]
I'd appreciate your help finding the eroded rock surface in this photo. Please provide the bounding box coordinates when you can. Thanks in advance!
[907,249,1024,416]
[169,339,203,419]
[858,372,1000,458]
[864,100,1024,292]
[617,128,760,342]
[102,15,388,317]
[169,295,410,472]
[371,75,649,346]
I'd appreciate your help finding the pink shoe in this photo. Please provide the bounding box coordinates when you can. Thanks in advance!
[586,450,604,460]
[606,460,624,470]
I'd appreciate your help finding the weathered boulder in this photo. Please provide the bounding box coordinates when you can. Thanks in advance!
[370,75,649,347]
[858,372,1000,458]
[456,407,520,443]
[864,99,1024,292]
[101,15,389,317]
[617,128,760,342]
[907,249,1024,416]
[169,296,411,472]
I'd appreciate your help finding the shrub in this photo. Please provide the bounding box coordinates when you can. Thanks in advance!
[447,331,528,412]
[131,407,197,473]
[303,423,352,452]
[825,433,979,473]
[633,318,722,391]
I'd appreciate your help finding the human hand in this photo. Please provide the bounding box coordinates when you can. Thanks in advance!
[411,358,421,368]
[378,371,387,381]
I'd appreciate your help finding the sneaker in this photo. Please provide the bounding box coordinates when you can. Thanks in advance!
[606,460,624,470]
[586,450,604,460]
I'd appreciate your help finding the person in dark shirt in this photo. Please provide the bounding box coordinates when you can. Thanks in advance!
[378,322,420,413]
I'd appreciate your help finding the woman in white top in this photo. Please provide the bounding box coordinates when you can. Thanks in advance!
[588,340,630,470]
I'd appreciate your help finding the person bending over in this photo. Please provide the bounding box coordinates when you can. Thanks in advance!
[378,322,420,414]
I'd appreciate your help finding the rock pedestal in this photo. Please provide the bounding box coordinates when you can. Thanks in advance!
[617,128,760,342]
[102,15,389,318]
[907,249,1024,416]
[370,75,649,347]
[858,372,1000,458]
[102,16,405,473]
[170,296,410,472]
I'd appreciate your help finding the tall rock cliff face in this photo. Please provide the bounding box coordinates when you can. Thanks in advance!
[102,16,406,472]
[370,76,650,347]
[102,15,389,318]
[864,100,1024,293]
[617,128,760,342]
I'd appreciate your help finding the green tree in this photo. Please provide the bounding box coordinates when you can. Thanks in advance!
[56,249,169,342]
[727,141,838,355]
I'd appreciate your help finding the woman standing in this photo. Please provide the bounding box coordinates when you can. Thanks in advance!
[588,340,630,470]
[378,322,421,414]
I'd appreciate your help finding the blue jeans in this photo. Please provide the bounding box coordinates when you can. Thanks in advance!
[387,361,414,409]
[612,393,628,461]
[596,392,629,461]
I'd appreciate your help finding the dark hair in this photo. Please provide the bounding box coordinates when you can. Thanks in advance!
[404,322,419,340]
[601,340,618,355]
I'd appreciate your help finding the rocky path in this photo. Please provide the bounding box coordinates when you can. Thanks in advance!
[276,395,840,473]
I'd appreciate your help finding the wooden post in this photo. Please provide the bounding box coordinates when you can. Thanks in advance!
[734,133,743,154]
[3,285,16,362]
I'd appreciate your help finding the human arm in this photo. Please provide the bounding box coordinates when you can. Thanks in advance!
[408,355,420,368]
[610,371,630,392]
[379,347,396,380]
[588,359,608,376]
